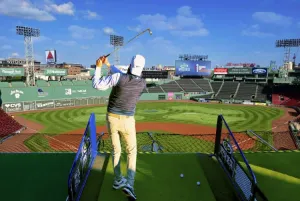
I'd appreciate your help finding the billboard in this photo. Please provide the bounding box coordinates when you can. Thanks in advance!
[45,50,57,63]
[44,68,67,76]
[0,68,24,76]
[226,63,256,67]
[252,68,268,75]
[175,60,212,76]
[67,113,97,201]
[227,68,252,75]
[214,68,228,75]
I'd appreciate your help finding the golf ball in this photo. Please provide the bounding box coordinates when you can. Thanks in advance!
[197,181,201,186]
[180,174,184,178]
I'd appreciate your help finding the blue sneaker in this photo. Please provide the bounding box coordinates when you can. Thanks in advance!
[112,177,127,190]
[122,183,137,200]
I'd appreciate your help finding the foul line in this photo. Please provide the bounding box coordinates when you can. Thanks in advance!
[45,135,78,151]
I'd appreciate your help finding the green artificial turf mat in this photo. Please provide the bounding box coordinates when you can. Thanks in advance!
[238,152,300,201]
[198,154,239,201]
[0,153,75,201]
[98,153,216,201]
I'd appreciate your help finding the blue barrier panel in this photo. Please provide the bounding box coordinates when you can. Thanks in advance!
[66,113,97,201]
[212,115,268,201]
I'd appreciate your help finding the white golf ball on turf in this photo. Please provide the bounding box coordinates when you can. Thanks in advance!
[197,181,201,186]
[180,174,184,178]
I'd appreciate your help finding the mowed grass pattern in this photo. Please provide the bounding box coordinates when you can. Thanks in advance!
[20,102,284,134]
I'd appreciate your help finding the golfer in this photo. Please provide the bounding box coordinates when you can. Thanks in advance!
[92,54,146,200]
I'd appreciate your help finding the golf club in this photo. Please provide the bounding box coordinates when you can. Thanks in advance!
[104,28,152,58]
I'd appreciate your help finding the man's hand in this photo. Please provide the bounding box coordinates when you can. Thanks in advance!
[96,56,111,68]
[102,56,111,68]
[96,57,103,68]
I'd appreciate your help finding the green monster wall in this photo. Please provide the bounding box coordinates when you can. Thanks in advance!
[0,85,191,112]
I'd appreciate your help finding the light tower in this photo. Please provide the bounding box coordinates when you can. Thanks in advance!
[276,39,300,67]
[16,26,40,86]
[109,35,124,65]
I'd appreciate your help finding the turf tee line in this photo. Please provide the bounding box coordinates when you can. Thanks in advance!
[98,153,216,201]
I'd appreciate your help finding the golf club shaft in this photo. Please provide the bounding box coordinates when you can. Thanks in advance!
[105,28,151,58]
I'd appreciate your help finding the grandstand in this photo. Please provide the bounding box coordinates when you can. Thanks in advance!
[0,108,24,139]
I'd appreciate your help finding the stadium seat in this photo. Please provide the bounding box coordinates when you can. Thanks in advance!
[0,108,24,138]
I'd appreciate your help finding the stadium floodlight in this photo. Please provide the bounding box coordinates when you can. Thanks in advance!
[109,35,124,65]
[16,26,40,86]
[275,38,300,65]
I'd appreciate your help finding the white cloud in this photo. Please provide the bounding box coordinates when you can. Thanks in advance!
[81,45,89,49]
[103,27,115,35]
[242,24,275,37]
[127,25,142,32]
[33,35,50,43]
[252,12,292,26]
[133,6,209,37]
[1,45,12,50]
[83,10,101,20]
[55,40,77,46]
[11,52,19,57]
[68,25,96,39]
[45,1,75,15]
[0,0,55,21]
[147,37,181,55]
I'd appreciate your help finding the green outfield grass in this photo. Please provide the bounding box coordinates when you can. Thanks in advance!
[18,102,283,153]
[20,102,284,134]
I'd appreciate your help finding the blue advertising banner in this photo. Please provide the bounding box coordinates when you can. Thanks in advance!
[252,68,268,75]
[175,60,212,76]
[67,113,97,201]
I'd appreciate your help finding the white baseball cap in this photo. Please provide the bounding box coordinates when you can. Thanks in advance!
[129,54,145,76]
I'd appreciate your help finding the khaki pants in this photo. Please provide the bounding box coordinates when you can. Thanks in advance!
[106,113,137,187]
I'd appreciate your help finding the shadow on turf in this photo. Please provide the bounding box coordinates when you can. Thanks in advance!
[80,153,109,201]
[197,154,239,201]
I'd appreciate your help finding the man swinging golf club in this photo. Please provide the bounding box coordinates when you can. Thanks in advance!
[92,54,146,200]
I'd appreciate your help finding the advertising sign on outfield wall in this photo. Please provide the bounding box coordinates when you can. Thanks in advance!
[214,68,228,75]
[252,68,268,75]
[175,60,212,76]
[36,100,55,110]
[227,68,252,75]
[2,102,23,112]
[44,68,67,76]
[0,68,24,76]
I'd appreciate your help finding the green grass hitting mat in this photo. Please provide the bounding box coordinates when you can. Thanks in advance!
[98,153,216,201]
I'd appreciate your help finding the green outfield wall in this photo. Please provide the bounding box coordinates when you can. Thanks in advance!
[0,86,192,112]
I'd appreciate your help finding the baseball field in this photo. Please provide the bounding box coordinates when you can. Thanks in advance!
[0,101,299,201]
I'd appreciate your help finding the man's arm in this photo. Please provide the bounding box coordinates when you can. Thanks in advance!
[92,67,121,90]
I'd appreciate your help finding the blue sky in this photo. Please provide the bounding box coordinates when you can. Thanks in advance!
[0,0,300,68]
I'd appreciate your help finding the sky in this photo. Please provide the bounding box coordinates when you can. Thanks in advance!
[0,0,300,68]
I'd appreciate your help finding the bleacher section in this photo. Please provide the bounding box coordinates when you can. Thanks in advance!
[36,80,49,87]
[0,108,24,138]
[160,81,182,92]
[147,87,164,93]
[235,83,257,100]
[10,82,26,88]
[210,82,222,93]
[192,79,212,92]
[255,84,269,102]
[216,82,239,99]
[175,79,204,92]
